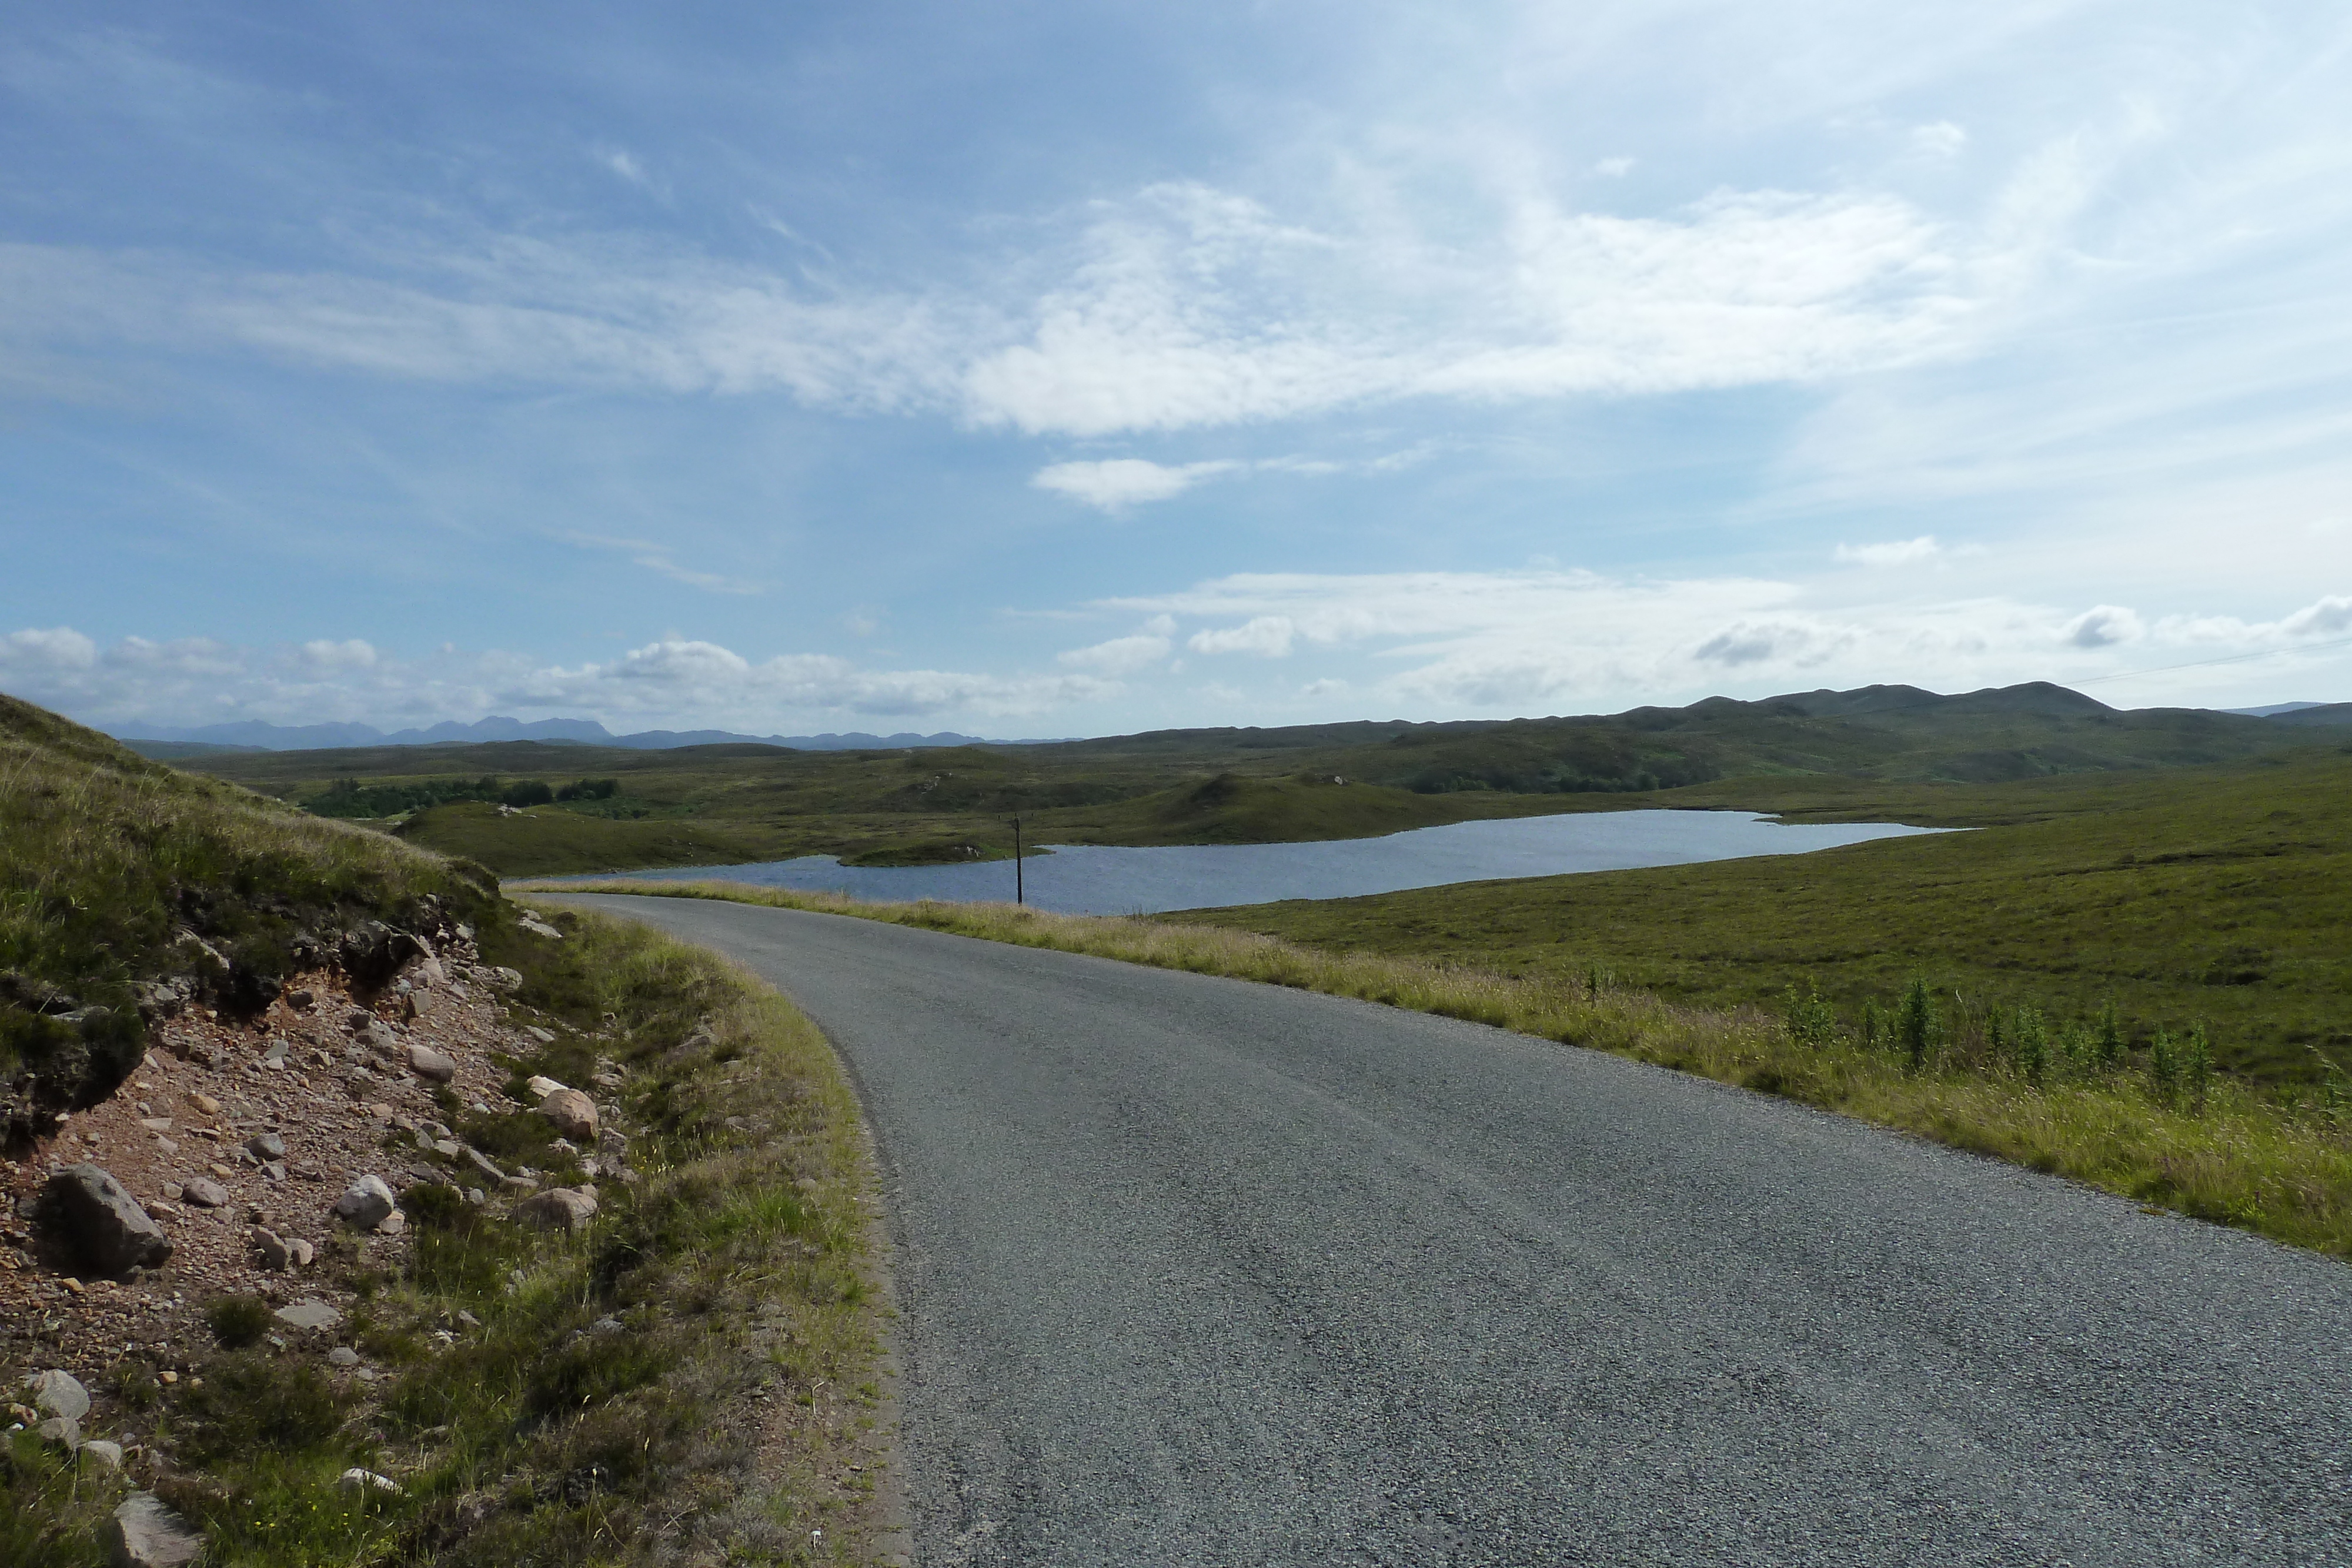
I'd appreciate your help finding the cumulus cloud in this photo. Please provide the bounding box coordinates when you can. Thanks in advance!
[2281,594,2352,637]
[1834,536,1941,566]
[1031,458,1240,510]
[0,628,1116,732]
[2063,604,2143,648]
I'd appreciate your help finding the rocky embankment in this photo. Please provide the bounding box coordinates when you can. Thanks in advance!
[1,911,627,1562]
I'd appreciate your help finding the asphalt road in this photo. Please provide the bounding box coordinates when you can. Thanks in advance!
[549,894,2352,1567]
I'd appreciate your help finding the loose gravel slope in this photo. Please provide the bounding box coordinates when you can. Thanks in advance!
[547,892,2352,1568]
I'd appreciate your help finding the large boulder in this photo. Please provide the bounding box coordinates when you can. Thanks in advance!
[538,1088,597,1142]
[334,1174,396,1229]
[107,1493,205,1568]
[407,1043,457,1083]
[514,1187,598,1233]
[43,1164,172,1275]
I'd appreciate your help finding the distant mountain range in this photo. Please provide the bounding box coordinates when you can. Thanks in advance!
[113,716,999,755]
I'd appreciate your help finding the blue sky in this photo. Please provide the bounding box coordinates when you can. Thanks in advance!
[4,1,2351,737]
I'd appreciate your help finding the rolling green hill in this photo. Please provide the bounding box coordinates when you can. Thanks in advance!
[174,683,2352,877]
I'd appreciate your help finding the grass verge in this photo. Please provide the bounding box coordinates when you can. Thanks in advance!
[525,879,2352,1262]
[3,905,891,1567]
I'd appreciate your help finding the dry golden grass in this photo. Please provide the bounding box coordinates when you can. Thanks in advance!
[527,878,2352,1262]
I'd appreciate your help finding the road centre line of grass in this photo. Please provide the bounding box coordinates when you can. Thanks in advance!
[517,879,2352,1265]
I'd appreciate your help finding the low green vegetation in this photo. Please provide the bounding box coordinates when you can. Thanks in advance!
[179,683,2351,878]
[536,880,2352,1261]
[1182,750,2352,1085]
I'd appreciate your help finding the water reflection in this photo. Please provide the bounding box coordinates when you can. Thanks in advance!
[556,808,1941,917]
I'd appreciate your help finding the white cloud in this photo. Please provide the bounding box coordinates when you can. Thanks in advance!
[1910,121,1968,160]
[600,148,652,188]
[1188,616,1297,657]
[2282,594,2352,637]
[1031,458,1240,510]
[1057,633,1171,674]
[1834,535,1941,566]
[2063,604,2143,648]
[300,638,377,670]
[1593,158,1636,178]
[562,533,763,595]
[0,628,1118,732]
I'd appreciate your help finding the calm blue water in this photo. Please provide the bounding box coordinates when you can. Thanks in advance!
[555,809,1940,916]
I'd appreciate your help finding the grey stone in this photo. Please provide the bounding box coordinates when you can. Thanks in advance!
[28,1368,91,1421]
[246,1132,286,1161]
[376,1209,407,1236]
[407,1043,458,1083]
[42,1164,172,1275]
[38,1415,81,1449]
[181,1178,230,1209]
[338,1467,402,1495]
[275,1297,340,1330]
[589,1315,624,1336]
[288,1237,315,1267]
[81,1438,125,1469]
[108,1492,204,1568]
[538,1088,598,1142]
[462,1145,505,1181]
[328,1346,360,1367]
[524,1023,556,1042]
[253,1226,291,1269]
[514,1187,598,1233]
[261,1039,289,1064]
[335,1174,395,1228]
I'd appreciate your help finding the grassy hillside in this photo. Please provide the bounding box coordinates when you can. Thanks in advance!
[0,696,498,1145]
[1180,750,2352,1084]
[179,684,2351,877]
[0,693,893,1564]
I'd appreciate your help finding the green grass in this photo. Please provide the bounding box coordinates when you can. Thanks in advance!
[1178,750,2352,1085]
[179,684,2349,878]
[0,695,497,1144]
[530,879,2352,1263]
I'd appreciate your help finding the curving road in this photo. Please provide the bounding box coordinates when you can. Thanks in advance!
[549,893,2352,1566]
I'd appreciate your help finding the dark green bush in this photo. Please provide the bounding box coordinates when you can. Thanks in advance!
[203,1294,272,1349]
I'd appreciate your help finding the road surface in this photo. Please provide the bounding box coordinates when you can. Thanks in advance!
[547,892,2352,1566]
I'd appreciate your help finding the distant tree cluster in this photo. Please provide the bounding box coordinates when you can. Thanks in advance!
[305,775,620,819]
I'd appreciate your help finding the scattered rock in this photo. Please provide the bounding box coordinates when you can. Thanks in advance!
[285,988,316,1011]
[275,1298,340,1330]
[488,968,524,992]
[81,1438,125,1469]
[359,1019,402,1057]
[514,1187,598,1233]
[339,922,424,991]
[262,1039,289,1066]
[588,1315,624,1336]
[253,1226,291,1269]
[407,1043,457,1083]
[338,1467,402,1496]
[328,1346,360,1368]
[181,1178,230,1209]
[43,1164,173,1275]
[376,1209,407,1236]
[525,1074,569,1099]
[538,1088,598,1141]
[334,1174,396,1229]
[108,1492,205,1568]
[517,914,564,940]
[38,1415,81,1449]
[246,1131,288,1160]
[289,1238,315,1267]
[27,1368,91,1421]
[187,1092,220,1116]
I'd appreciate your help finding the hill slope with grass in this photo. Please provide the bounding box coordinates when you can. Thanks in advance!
[0,694,891,1566]
[179,684,2352,878]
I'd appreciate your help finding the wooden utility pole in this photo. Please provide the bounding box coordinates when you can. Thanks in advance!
[1012,814,1024,905]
